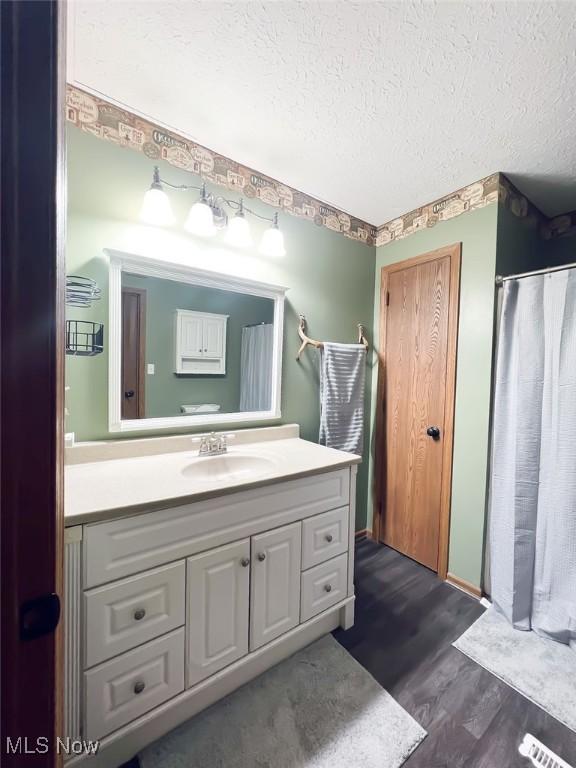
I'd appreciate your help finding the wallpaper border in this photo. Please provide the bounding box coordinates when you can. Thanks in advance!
[66,85,377,246]
[375,172,575,246]
[66,84,574,249]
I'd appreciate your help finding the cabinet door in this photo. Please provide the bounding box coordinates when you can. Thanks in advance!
[187,539,250,687]
[179,313,204,357]
[202,315,226,359]
[250,522,301,651]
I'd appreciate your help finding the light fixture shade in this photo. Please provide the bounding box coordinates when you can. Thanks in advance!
[184,200,217,237]
[225,214,253,248]
[140,186,175,226]
[259,224,286,257]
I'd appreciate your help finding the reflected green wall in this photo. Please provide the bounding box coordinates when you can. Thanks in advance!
[369,205,500,588]
[66,127,375,528]
[122,274,274,417]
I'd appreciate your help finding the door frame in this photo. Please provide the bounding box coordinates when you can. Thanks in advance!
[1,0,66,764]
[121,286,147,419]
[373,243,461,580]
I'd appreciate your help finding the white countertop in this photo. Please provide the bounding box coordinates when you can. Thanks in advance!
[65,428,361,526]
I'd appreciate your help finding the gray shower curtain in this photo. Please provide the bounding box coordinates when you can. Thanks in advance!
[490,269,576,649]
[239,323,273,412]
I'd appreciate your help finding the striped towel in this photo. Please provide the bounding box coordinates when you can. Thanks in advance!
[319,342,366,456]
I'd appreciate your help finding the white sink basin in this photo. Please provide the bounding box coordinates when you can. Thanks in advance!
[181,453,278,483]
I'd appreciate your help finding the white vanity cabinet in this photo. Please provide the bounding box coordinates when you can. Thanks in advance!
[64,465,357,767]
[250,522,302,650]
[186,539,250,687]
[174,309,228,374]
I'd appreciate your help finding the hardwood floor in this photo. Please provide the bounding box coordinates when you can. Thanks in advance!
[334,538,576,767]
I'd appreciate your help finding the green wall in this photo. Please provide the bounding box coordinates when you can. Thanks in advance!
[496,204,576,276]
[544,233,576,267]
[122,273,274,417]
[496,204,543,276]
[66,126,375,528]
[369,205,500,588]
[68,124,572,569]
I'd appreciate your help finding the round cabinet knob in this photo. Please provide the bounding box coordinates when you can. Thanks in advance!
[324,584,333,593]
[133,680,146,695]
[124,390,135,399]
[325,534,333,543]
[133,608,146,621]
[426,426,441,440]
[240,557,250,567]
[257,552,266,562]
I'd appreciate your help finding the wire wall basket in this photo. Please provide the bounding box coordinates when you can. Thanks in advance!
[66,320,104,356]
[66,275,101,308]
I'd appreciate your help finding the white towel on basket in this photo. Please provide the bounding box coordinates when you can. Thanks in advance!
[319,342,366,455]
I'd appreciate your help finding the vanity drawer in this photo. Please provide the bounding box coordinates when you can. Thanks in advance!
[84,561,185,668]
[84,628,185,741]
[300,554,348,622]
[301,506,349,569]
[83,468,350,587]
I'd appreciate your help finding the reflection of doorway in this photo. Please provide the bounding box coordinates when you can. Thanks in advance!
[375,244,460,577]
[121,287,146,418]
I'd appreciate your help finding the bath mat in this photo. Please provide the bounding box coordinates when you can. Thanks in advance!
[454,608,576,733]
[140,634,426,768]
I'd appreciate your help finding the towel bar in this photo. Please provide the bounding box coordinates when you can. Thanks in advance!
[296,314,368,360]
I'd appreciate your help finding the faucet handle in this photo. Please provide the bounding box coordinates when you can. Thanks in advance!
[191,434,211,452]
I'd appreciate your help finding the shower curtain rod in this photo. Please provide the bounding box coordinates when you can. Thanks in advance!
[495,260,576,285]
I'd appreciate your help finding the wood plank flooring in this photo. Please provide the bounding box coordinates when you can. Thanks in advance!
[122,538,576,767]
[334,538,576,767]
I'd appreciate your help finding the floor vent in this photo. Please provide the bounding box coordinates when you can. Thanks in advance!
[519,734,574,768]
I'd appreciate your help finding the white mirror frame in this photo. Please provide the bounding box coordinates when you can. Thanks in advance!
[106,249,286,433]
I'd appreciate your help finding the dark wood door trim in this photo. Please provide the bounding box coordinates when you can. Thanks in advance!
[374,243,461,580]
[121,287,147,419]
[1,1,66,764]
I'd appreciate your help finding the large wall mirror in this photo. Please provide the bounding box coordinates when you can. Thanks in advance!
[107,250,286,432]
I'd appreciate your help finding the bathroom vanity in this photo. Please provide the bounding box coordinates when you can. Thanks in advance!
[64,426,359,767]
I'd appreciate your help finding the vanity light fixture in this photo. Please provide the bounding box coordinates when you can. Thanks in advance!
[184,184,218,238]
[259,213,286,258]
[224,199,253,248]
[140,166,176,227]
[140,166,286,256]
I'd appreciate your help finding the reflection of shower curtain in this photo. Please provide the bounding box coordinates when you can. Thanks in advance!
[490,269,576,649]
[240,324,273,412]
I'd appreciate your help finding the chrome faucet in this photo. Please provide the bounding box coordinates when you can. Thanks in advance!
[193,431,234,457]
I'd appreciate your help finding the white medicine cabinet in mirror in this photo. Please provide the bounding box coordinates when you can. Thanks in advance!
[107,250,286,432]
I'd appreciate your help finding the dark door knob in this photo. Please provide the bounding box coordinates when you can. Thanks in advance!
[124,390,135,399]
[426,426,441,440]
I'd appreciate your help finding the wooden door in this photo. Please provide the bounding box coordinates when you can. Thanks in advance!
[250,522,301,650]
[186,540,250,687]
[1,1,66,764]
[376,244,460,576]
[121,287,146,419]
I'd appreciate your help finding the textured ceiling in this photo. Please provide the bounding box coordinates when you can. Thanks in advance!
[68,1,576,224]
